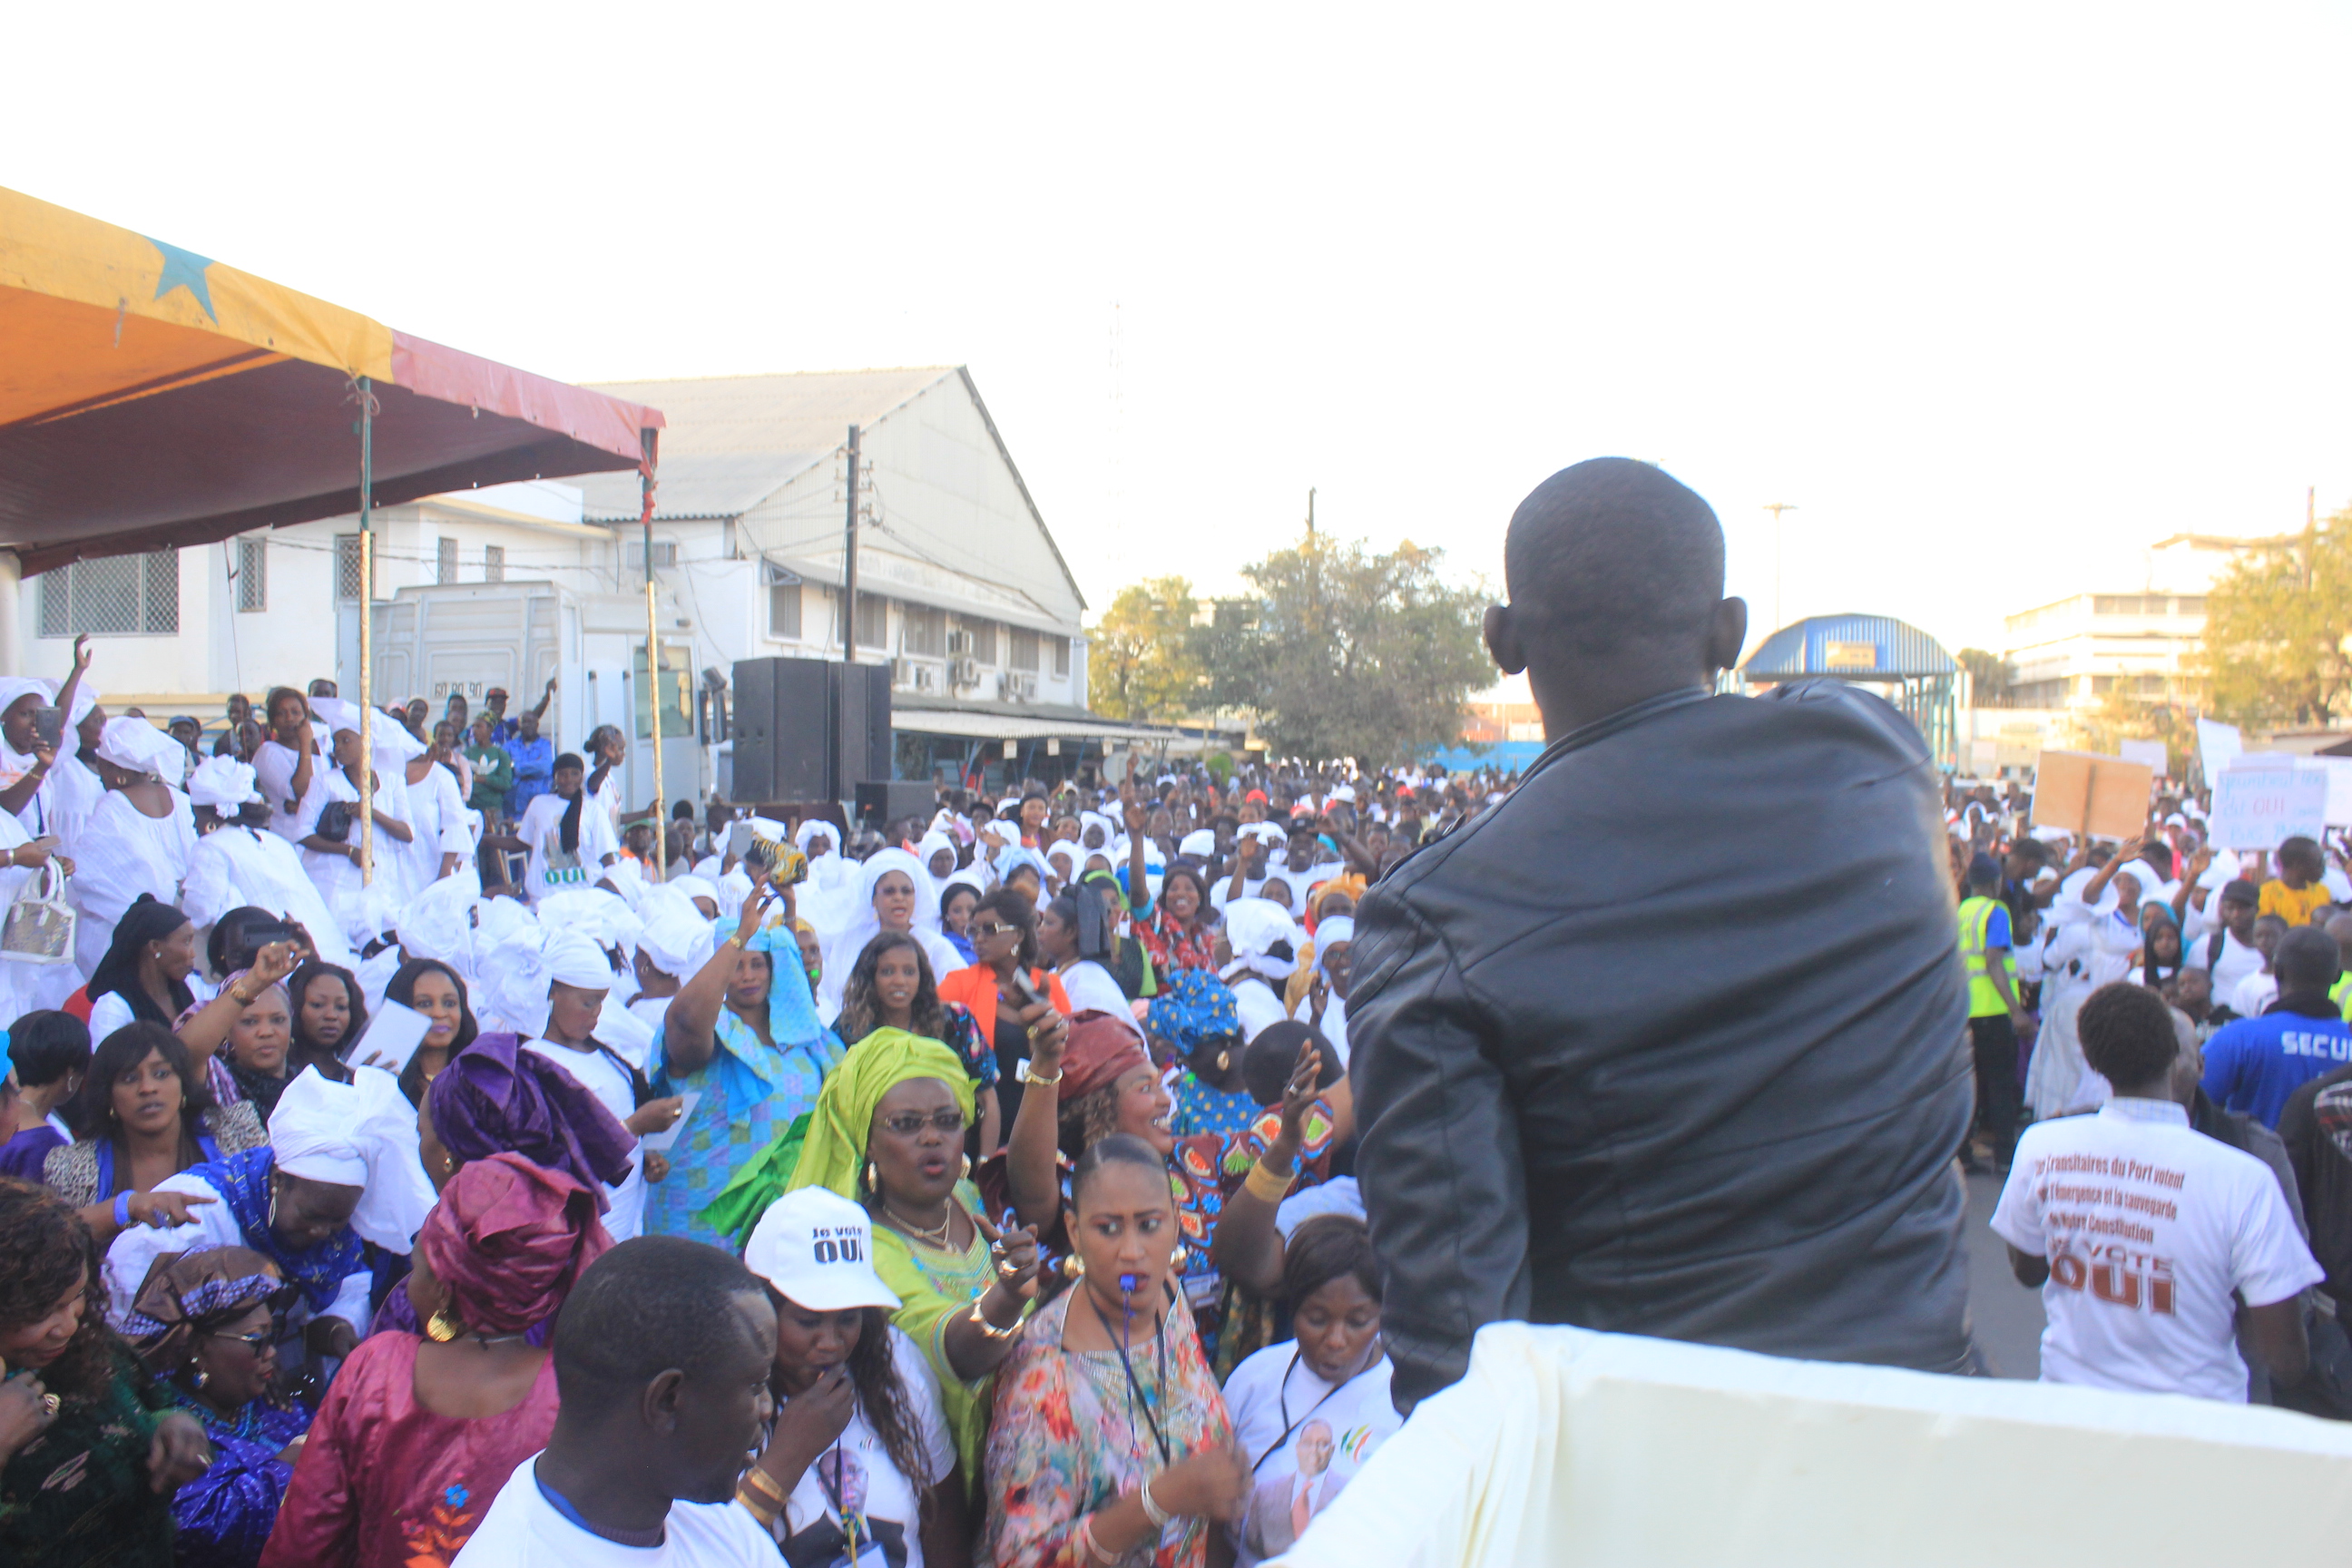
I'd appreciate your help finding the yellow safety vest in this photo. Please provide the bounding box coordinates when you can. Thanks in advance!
[1958,896,2016,1020]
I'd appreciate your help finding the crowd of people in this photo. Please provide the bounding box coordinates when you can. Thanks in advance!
[9,446,2352,1567]
[0,637,1495,1566]
[1946,782,2352,1409]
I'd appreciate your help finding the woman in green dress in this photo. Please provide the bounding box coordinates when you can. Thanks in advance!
[0,1177,212,1568]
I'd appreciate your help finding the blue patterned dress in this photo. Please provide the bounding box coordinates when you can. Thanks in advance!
[647,926,842,1248]
[166,1393,312,1568]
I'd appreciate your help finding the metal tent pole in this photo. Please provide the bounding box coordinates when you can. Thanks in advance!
[357,377,374,887]
[642,428,665,877]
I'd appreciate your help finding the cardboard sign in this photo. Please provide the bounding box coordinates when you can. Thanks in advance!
[2305,756,2352,828]
[2208,765,2329,850]
[2117,738,2170,777]
[2197,718,2242,779]
[2030,750,2155,841]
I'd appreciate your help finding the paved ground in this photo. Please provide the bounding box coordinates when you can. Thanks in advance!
[1963,1169,2043,1379]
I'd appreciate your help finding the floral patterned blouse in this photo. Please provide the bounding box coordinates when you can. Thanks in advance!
[1133,909,1218,976]
[982,1287,1235,1568]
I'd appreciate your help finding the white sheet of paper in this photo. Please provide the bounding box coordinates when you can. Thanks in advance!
[341,998,434,1080]
[639,1090,701,1152]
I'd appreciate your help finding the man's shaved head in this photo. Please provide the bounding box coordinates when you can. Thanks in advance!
[1485,458,1747,734]
[1503,458,1726,657]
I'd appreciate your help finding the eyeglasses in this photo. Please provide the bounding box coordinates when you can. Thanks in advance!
[208,1328,274,1352]
[878,1111,968,1137]
[968,923,1019,939]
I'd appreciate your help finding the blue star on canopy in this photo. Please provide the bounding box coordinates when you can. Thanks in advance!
[143,235,217,322]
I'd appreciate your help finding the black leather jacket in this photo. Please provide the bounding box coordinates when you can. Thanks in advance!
[1350,682,1975,1409]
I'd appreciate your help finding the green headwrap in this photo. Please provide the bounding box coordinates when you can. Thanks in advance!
[699,1027,974,1243]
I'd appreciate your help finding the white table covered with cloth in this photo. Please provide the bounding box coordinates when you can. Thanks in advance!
[1264,1322,2352,1567]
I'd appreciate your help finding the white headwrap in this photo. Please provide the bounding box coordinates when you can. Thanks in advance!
[0,678,52,720]
[668,873,720,912]
[1179,828,1217,858]
[1079,811,1116,849]
[397,866,485,981]
[268,1066,436,1252]
[1220,897,1301,981]
[794,818,839,855]
[916,829,959,878]
[186,755,263,809]
[96,716,187,787]
[1312,916,1356,977]
[639,905,716,979]
[66,681,101,729]
[309,698,426,763]
[544,932,616,991]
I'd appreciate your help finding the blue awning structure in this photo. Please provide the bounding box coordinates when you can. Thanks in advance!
[1741,613,1960,769]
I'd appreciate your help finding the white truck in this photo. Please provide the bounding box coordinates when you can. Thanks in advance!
[367,579,709,814]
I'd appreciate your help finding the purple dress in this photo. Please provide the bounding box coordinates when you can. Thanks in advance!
[168,1393,313,1568]
[0,1122,64,1183]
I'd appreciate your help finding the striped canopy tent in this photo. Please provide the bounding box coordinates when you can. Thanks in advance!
[1740,612,1960,769]
[0,183,662,578]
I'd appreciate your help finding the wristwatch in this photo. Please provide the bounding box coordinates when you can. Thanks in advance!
[1017,1057,1063,1087]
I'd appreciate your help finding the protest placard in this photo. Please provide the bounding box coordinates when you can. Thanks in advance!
[2208,764,2329,849]
[2030,750,2154,840]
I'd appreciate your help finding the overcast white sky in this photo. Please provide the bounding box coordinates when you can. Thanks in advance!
[11,1,2352,672]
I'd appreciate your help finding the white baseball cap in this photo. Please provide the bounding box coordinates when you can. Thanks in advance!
[744,1189,902,1312]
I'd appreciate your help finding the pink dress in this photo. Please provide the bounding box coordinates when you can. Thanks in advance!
[257,1333,560,1568]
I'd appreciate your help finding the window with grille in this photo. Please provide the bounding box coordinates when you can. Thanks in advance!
[627,541,678,570]
[1054,636,1072,679]
[334,534,383,602]
[37,550,180,636]
[966,620,997,664]
[855,593,888,651]
[1009,627,1040,672]
[436,537,457,584]
[903,605,946,657]
[236,538,268,612]
[769,582,802,639]
[484,545,505,583]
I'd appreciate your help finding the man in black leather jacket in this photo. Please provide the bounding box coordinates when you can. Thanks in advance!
[1350,457,1975,1411]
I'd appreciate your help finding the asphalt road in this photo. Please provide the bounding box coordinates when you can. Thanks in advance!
[1963,1168,2043,1379]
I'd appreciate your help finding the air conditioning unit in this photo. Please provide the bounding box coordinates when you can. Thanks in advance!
[951,658,980,688]
[946,629,975,657]
[1006,672,1037,702]
[890,658,915,689]
[912,663,939,693]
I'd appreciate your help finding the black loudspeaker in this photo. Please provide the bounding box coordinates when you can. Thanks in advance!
[856,779,940,830]
[835,662,893,797]
[730,657,834,802]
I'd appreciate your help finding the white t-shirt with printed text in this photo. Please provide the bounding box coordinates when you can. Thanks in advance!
[1989,1097,2320,1402]
[756,1328,955,1568]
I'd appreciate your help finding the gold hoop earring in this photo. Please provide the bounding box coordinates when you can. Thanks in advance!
[864,1161,878,1193]
[426,1308,464,1344]
[1170,1243,1191,1271]
[960,1154,972,1181]
[1215,1050,1230,1073]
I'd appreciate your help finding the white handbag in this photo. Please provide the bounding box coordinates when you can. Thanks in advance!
[0,860,76,965]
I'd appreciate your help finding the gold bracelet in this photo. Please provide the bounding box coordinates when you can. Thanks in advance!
[967,1296,1022,1339]
[739,1464,789,1505]
[733,1484,779,1528]
[1244,1156,1297,1204]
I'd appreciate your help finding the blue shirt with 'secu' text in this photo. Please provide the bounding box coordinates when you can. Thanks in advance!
[2200,1004,2352,1129]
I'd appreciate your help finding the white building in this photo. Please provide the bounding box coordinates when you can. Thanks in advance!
[1999,533,2267,711]
[19,366,1119,789]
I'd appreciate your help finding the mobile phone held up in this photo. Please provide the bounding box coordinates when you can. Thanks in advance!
[29,706,63,752]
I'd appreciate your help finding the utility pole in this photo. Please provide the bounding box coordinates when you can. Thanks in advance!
[841,425,861,665]
[1307,486,1315,538]
[1762,503,1798,633]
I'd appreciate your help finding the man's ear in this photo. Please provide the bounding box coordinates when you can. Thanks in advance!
[641,1367,688,1431]
[1703,597,1749,674]
[1483,604,1526,677]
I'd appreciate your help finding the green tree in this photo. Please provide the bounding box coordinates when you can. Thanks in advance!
[1198,533,1491,765]
[2196,516,2352,726]
[1088,575,1204,721]
[1955,648,2013,703]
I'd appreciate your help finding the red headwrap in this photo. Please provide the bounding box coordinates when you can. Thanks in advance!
[416,1152,612,1336]
[1060,1010,1151,1100]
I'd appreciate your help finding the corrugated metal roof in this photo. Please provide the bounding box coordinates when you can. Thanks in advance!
[1742,614,1956,679]
[571,368,957,521]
